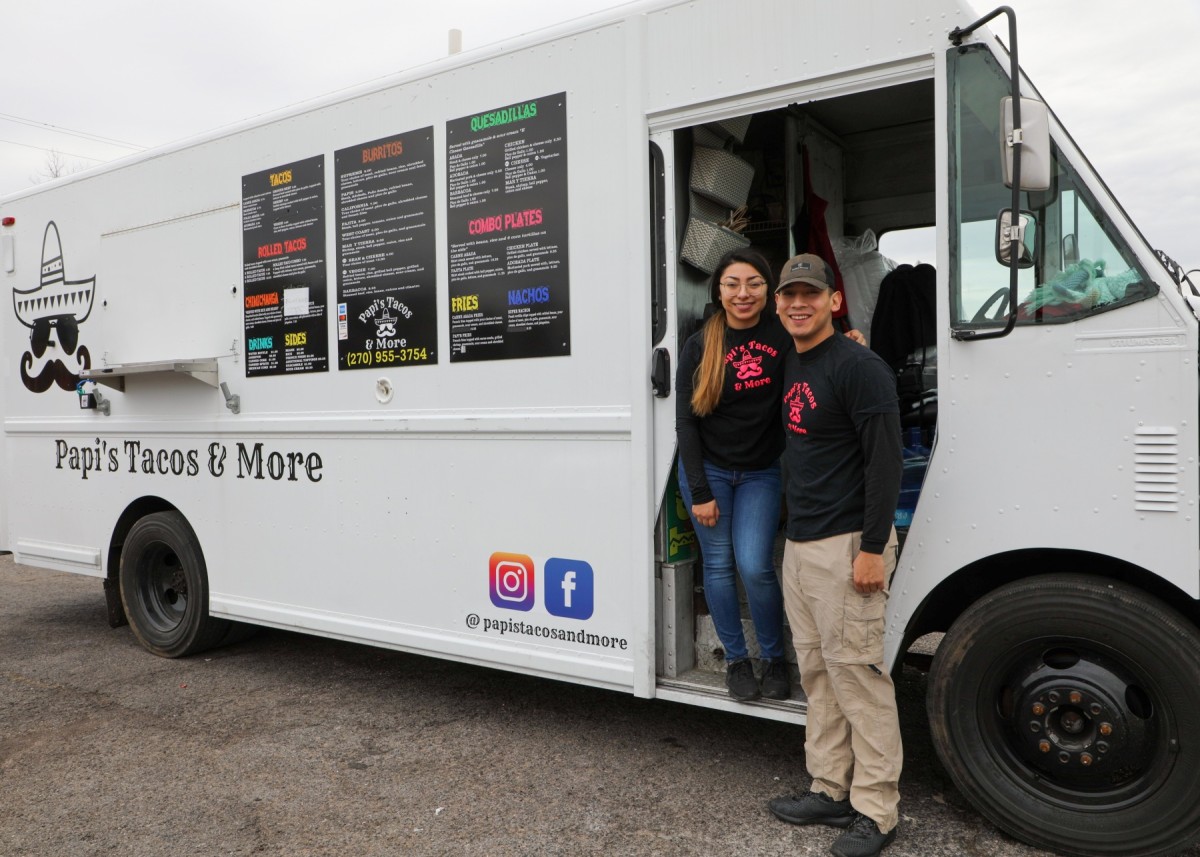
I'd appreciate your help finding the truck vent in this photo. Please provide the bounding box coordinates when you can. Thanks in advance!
[1133,427,1179,513]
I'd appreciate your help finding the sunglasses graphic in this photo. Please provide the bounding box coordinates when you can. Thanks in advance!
[29,315,80,358]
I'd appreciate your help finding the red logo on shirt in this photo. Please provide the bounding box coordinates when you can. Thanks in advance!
[732,351,763,380]
[783,381,818,435]
[726,342,778,392]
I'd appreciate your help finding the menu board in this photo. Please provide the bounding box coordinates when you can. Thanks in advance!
[335,129,437,370]
[241,155,328,376]
[446,93,570,362]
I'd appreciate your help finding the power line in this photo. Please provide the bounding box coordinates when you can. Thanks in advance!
[0,112,144,150]
[0,137,107,163]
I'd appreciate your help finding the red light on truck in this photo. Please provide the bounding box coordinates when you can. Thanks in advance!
[1,217,14,226]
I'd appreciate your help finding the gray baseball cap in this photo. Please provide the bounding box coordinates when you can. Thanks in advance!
[776,253,834,292]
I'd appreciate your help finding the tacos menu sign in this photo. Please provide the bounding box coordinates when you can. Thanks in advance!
[241,155,329,377]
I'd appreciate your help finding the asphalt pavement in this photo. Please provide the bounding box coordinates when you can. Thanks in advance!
[1,554,1185,857]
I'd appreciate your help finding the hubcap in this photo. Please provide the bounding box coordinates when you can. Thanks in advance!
[987,643,1173,806]
[135,543,189,633]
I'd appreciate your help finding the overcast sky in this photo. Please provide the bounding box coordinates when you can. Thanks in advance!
[2,0,1198,268]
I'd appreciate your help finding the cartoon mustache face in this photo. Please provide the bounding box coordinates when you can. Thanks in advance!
[21,335,91,393]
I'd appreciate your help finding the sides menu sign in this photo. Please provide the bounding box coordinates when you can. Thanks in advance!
[241,155,328,376]
[446,93,570,362]
[335,129,437,370]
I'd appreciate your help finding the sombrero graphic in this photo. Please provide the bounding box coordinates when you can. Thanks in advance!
[12,221,96,330]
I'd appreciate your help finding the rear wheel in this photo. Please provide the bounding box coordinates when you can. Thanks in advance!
[927,574,1200,857]
[119,511,231,657]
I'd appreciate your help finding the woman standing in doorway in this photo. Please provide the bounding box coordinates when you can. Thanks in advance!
[675,249,794,701]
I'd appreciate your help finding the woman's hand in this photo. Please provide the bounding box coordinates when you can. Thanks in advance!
[692,499,719,528]
[845,328,866,345]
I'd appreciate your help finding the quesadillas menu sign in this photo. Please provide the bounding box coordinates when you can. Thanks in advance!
[446,93,570,362]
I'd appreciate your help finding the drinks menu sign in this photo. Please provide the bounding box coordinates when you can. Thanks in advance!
[446,93,570,362]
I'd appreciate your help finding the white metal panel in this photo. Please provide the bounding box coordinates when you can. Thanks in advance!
[0,20,647,691]
[4,424,638,688]
[643,0,965,119]
[619,15,659,700]
[92,205,242,367]
[888,291,1199,671]
[2,28,643,417]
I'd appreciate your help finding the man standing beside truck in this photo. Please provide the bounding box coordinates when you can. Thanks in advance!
[767,254,903,857]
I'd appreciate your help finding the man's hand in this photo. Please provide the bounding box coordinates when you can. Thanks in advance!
[853,550,886,594]
[692,499,719,528]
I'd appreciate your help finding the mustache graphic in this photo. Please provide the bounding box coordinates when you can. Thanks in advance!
[21,345,91,393]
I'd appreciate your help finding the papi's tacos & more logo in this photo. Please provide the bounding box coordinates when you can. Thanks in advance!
[357,296,413,349]
[11,222,95,393]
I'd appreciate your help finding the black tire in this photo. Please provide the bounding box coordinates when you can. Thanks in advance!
[119,511,231,658]
[928,574,1200,857]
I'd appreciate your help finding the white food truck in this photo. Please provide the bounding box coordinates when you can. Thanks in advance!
[3,2,1198,854]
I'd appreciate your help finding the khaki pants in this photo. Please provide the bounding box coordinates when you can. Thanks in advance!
[781,530,902,833]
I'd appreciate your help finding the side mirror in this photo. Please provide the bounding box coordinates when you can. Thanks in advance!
[996,209,1037,268]
[1000,97,1051,191]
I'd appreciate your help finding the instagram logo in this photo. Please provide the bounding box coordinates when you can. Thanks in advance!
[489,552,535,611]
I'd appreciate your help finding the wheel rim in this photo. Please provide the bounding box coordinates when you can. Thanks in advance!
[980,638,1177,810]
[133,540,189,634]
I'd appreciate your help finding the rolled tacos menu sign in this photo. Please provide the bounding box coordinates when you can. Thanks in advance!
[335,128,437,370]
[241,155,328,376]
[446,93,570,362]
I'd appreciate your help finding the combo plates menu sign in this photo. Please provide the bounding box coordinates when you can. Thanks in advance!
[241,155,328,376]
[335,128,437,369]
[447,93,570,362]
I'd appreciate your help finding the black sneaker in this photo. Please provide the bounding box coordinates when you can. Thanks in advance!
[760,659,791,700]
[768,790,855,828]
[830,813,896,857]
[725,658,760,701]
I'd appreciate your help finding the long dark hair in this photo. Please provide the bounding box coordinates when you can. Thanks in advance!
[691,248,776,416]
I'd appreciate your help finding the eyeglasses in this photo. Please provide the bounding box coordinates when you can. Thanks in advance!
[718,279,767,294]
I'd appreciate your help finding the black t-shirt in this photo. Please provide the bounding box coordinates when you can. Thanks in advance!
[781,333,902,553]
[675,313,793,504]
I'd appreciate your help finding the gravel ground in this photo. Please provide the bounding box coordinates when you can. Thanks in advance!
[3,554,1194,857]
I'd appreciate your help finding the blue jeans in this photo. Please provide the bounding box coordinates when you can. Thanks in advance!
[677,459,785,662]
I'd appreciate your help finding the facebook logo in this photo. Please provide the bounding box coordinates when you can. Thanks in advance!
[544,558,594,620]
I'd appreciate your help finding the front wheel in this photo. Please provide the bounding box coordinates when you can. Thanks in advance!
[927,574,1200,857]
[119,511,231,658]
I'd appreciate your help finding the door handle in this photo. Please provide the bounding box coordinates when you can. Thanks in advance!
[651,348,671,398]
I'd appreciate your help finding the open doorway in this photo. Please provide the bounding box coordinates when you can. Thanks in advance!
[657,77,938,703]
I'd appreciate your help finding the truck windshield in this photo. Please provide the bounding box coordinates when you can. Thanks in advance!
[948,44,1156,327]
